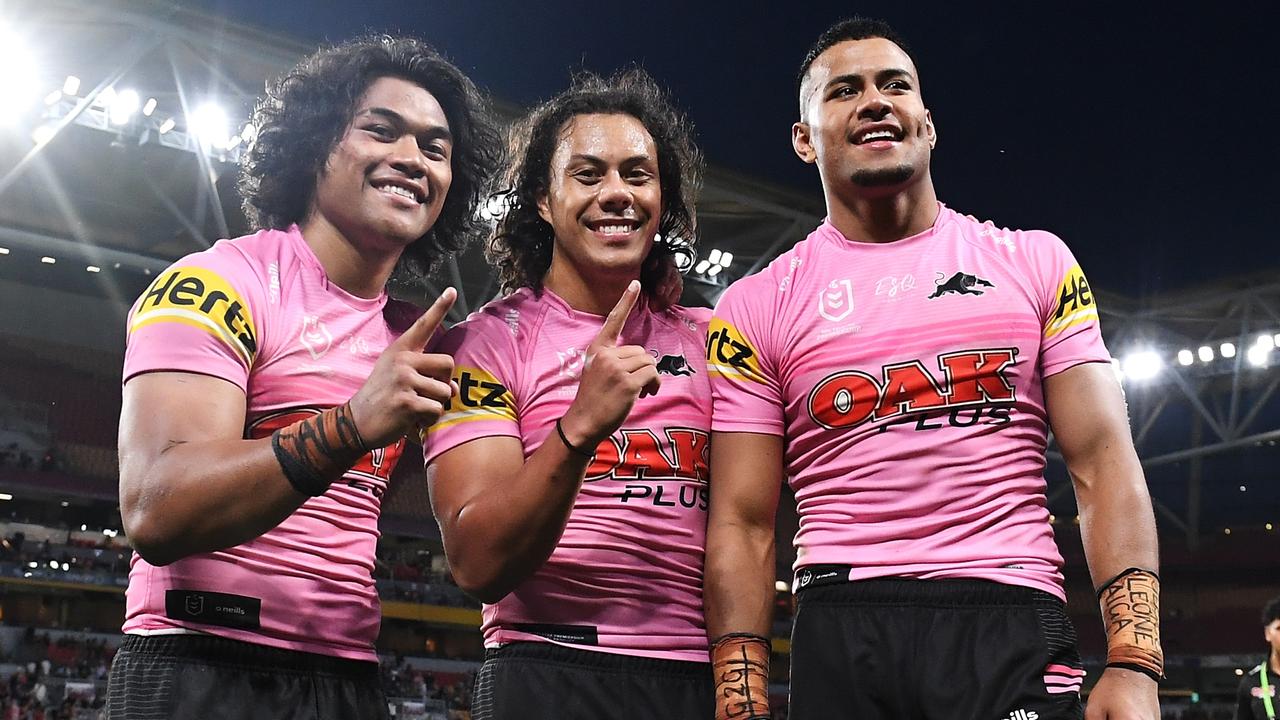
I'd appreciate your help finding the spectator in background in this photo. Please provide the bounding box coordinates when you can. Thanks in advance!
[1236,595,1280,719]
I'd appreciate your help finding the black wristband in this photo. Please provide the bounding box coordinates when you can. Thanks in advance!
[1106,662,1163,683]
[272,430,330,497]
[555,418,595,458]
[1095,566,1161,599]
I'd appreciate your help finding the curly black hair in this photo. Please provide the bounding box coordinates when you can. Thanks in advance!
[486,69,702,306]
[239,35,502,281]
[798,17,915,96]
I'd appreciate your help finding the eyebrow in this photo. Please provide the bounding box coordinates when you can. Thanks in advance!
[360,107,453,142]
[824,68,915,91]
[567,153,655,165]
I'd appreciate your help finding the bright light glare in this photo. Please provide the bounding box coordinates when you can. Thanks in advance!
[240,122,256,142]
[43,89,61,106]
[1197,345,1214,363]
[142,97,157,117]
[1258,334,1277,352]
[774,580,788,592]
[109,88,140,125]
[694,259,711,274]
[1246,344,1271,368]
[188,102,230,148]
[720,252,734,267]
[0,28,40,126]
[708,248,722,265]
[1221,342,1237,358]
[707,264,723,277]
[158,117,176,134]
[1121,350,1163,381]
[62,75,80,95]
[40,256,55,264]
[86,265,100,273]
[31,124,56,145]
[1176,349,1193,366]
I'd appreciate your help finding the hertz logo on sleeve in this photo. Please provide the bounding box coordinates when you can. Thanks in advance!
[706,318,766,385]
[130,267,258,366]
[1044,265,1099,339]
[428,365,516,433]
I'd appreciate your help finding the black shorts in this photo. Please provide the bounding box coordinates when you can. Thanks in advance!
[471,641,712,720]
[789,575,1085,720]
[105,634,390,720]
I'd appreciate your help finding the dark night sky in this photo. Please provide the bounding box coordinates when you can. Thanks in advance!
[177,0,1278,298]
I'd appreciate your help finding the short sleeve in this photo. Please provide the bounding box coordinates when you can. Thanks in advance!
[123,250,265,391]
[1026,231,1112,378]
[707,277,785,436]
[422,317,521,464]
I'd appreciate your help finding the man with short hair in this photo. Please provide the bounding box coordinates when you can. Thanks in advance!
[704,17,1162,720]
[1235,596,1280,720]
[109,36,500,719]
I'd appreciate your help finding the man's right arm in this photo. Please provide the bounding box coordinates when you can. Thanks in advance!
[119,289,458,566]
[705,430,784,720]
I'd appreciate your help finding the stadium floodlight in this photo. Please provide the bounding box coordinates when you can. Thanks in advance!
[86,265,100,273]
[142,97,157,117]
[1177,349,1193,366]
[1197,345,1214,363]
[109,88,140,125]
[43,89,61,106]
[158,117,176,134]
[720,252,734,267]
[0,493,12,500]
[1121,350,1163,382]
[0,27,39,126]
[707,264,723,277]
[40,256,55,264]
[62,75,80,95]
[1220,342,1236,359]
[1258,334,1277,352]
[1246,343,1270,368]
[774,580,788,592]
[694,259,711,274]
[188,102,230,148]
[1275,333,1280,347]
[30,124,55,145]
[0,247,9,255]
[708,248,722,266]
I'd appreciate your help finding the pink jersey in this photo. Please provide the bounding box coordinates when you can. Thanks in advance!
[423,288,711,662]
[709,204,1110,600]
[122,225,418,660]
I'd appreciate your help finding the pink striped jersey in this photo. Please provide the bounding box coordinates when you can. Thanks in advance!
[709,203,1111,600]
[423,288,711,662]
[121,225,419,660]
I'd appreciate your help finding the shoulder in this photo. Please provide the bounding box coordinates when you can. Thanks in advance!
[944,205,1071,261]
[437,289,534,352]
[661,303,712,333]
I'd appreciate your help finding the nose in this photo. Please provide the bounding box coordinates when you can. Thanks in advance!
[388,136,427,178]
[597,171,633,211]
[856,89,893,121]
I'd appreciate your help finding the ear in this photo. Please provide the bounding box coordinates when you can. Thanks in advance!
[792,122,817,165]
[925,109,937,150]
[536,190,552,226]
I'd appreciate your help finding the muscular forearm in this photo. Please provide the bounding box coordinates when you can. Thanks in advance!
[705,521,776,639]
[121,437,307,565]
[121,405,367,565]
[439,437,592,603]
[1074,463,1158,586]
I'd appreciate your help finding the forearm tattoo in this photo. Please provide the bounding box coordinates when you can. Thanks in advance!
[1098,567,1164,682]
[712,633,771,720]
[271,403,370,497]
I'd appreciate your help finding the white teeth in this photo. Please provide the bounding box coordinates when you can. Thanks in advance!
[377,184,418,201]
[860,130,896,143]
[597,224,633,234]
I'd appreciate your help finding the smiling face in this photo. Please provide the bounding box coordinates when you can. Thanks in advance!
[538,112,661,286]
[308,75,454,253]
[793,37,936,198]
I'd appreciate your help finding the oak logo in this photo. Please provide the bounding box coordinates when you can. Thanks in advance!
[131,267,258,366]
[585,427,710,510]
[807,348,1017,429]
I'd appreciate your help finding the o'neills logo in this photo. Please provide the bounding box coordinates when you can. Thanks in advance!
[807,348,1017,430]
[130,267,258,366]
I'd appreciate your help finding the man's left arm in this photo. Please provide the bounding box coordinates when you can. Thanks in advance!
[1045,361,1161,719]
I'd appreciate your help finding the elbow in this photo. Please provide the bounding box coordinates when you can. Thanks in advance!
[121,498,182,567]
[450,562,515,605]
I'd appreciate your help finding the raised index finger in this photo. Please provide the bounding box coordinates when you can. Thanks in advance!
[393,287,457,352]
[593,280,640,348]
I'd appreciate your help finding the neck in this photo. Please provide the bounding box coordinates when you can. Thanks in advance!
[824,174,939,244]
[297,213,402,299]
[543,257,638,316]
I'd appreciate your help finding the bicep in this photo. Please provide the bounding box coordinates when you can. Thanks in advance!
[1043,361,1135,467]
[708,431,785,529]
[118,372,248,489]
[426,435,526,534]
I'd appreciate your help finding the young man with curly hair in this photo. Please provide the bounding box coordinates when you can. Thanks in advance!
[422,69,713,719]
[109,36,500,719]
[703,17,1162,720]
